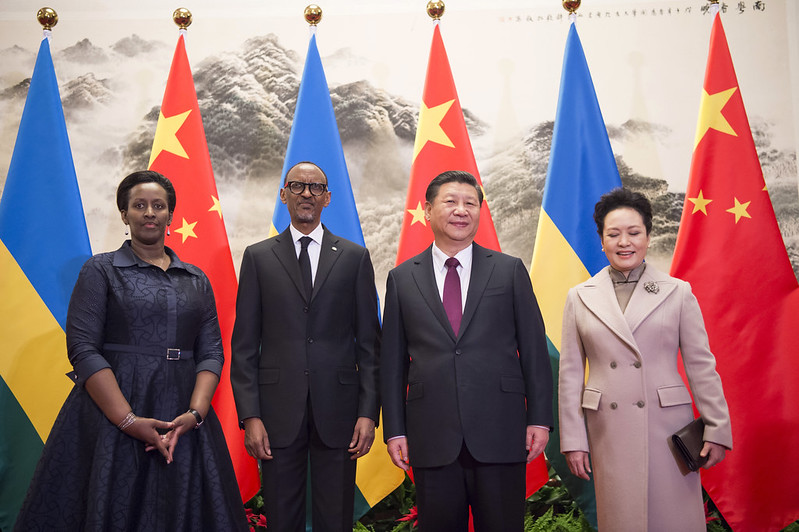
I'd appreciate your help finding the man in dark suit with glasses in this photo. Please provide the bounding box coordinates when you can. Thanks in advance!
[231,161,380,532]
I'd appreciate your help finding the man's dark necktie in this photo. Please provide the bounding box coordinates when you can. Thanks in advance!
[443,257,462,335]
[299,236,313,299]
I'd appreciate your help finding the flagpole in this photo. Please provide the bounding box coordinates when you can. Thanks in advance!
[427,0,445,20]
[305,3,322,35]
[563,0,580,24]
[173,7,191,40]
[36,7,57,41]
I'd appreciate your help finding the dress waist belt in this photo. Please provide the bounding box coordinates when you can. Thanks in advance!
[103,343,194,361]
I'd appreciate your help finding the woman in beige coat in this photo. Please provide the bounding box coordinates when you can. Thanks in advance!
[559,188,732,531]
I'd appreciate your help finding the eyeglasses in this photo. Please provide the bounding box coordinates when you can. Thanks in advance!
[285,181,328,196]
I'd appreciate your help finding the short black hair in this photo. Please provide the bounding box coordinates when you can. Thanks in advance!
[283,161,328,185]
[425,170,484,205]
[593,187,653,236]
[116,170,176,213]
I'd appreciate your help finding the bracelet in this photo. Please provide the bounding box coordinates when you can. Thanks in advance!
[117,411,137,431]
[187,408,204,429]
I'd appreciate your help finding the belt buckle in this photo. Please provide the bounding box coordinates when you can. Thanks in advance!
[166,348,181,360]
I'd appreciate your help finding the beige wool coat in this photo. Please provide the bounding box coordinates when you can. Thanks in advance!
[559,265,732,532]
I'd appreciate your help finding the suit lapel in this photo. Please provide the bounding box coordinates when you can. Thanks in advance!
[576,268,639,354]
[271,228,308,302]
[411,247,457,342]
[460,243,493,336]
[624,265,676,334]
[312,229,343,301]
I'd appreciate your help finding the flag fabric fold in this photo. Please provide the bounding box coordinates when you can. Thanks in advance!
[147,31,260,502]
[0,35,92,529]
[270,30,404,519]
[670,11,799,531]
[529,20,622,529]
[396,21,548,497]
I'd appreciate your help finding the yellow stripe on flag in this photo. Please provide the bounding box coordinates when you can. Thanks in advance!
[530,210,590,352]
[355,414,405,507]
[0,240,73,442]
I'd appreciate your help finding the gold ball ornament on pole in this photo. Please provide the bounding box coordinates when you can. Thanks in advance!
[304,5,323,26]
[173,8,193,30]
[37,7,58,30]
[562,0,581,13]
[426,1,445,20]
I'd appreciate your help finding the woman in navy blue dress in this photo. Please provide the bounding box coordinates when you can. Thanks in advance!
[15,171,248,531]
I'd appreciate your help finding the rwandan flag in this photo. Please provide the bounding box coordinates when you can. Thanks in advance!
[0,35,92,529]
[529,18,622,529]
[268,29,404,524]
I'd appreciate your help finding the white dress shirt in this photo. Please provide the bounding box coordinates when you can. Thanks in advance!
[431,242,472,313]
[289,223,324,284]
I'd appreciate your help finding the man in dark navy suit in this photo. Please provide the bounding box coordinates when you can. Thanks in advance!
[381,170,552,532]
[231,161,380,532]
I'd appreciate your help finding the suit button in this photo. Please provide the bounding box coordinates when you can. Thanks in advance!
[307,337,314,344]
[636,400,645,408]
[303,307,309,313]
[455,349,462,356]
[610,361,617,369]
[633,361,641,368]
[304,370,309,375]
[610,402,618,409]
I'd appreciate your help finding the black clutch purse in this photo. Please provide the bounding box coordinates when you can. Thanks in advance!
[672,417,707,471]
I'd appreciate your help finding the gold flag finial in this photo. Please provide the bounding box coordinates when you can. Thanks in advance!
[562,0,581,14]
[304,5,322,26]
[426,1,445,20]
[173,8,192,29]
[37,7,58,30]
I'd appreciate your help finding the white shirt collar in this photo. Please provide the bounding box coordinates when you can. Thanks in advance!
[431,242,473,273]
[289,223,324,245]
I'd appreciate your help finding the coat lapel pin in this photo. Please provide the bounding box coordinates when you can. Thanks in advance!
[644,281,659,294]
[331,246,338,252]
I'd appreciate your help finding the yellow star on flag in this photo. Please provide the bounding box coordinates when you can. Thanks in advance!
[209,195,223,219]
[694,87,737,149]
[726,197,752,223]
[688,190,713,215]
[407,201,426,226]
[148,109,192,168]
[413,99,455,161]
[173,217,198,243]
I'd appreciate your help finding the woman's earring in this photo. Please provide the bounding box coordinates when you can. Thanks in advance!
[167,225,170,237]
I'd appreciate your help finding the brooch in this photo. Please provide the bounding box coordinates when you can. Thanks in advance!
[644,281,659,294]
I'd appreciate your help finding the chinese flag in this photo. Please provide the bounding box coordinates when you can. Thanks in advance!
[148,32,259,502]
[671,12,799,531]
[397,21,549,498]
[395,23,500,265]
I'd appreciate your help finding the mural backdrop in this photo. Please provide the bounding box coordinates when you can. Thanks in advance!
[1,0,797,295]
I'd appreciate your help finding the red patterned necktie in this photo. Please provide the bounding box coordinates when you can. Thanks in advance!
[443,257,462,335]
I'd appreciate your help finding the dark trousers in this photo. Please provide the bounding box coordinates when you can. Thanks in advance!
[261,401,356,532]
[414,443,526,532]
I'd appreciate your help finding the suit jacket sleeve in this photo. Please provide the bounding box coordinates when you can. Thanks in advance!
[230,245,263,424]
[677,281,733,449]
[558,288,591,452]
[380,268,409,441]
[353,246,381,424]
[513,258,554,428]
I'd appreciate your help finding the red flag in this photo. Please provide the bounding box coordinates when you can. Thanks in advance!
[395,23,500,266]
[671,12,799,531]
[148,32,259,502]
[398,22,548,497]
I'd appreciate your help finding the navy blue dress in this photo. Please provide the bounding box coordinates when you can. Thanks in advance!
[15,242,248,531]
